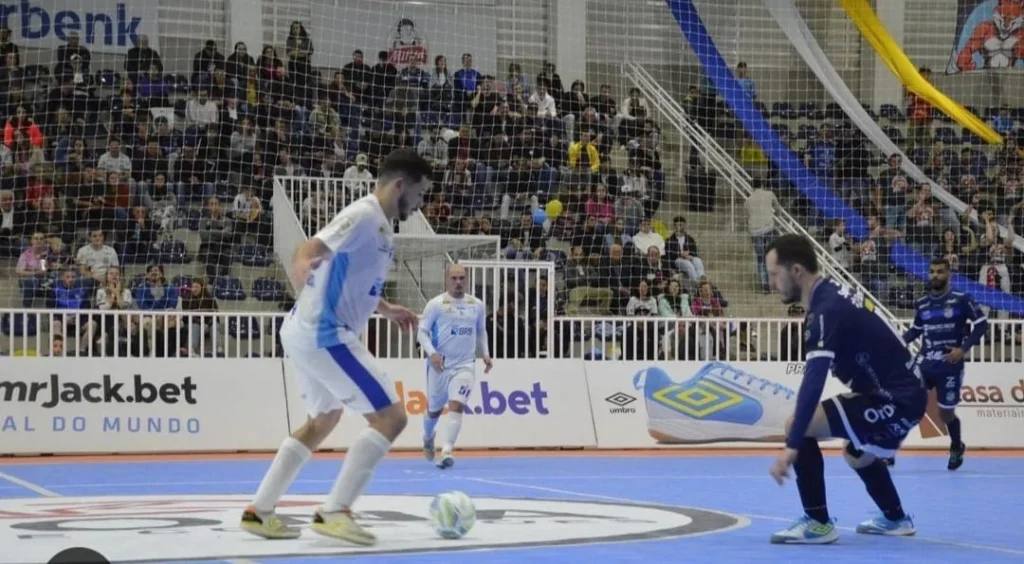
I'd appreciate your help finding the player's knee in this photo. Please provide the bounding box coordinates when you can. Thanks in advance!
[368,402,407,441]
[448,401,464,414]
[843,441,876,469]
[939,407,957,423]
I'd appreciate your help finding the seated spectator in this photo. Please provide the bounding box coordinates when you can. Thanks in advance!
[125,35,161,85]
[135,262,180,343]
[585,184,615,225]
[91,265,133,351]
[97,138,132,178]
[51,268,95,350]
[308,96,340,145]
[632,219,665,257]
[133,138,168,207]
[186,88,220,135]
[4,105,43,149]
[440,158,474,211]
[123,206,159,262]
[138,63,172,108]
[25,165,55,210]
[572,214,605,257]
[342,153,374,200]
[229,117,258,169]
[76,229,119,293]
[829,219,853,269]
[45,237,74,271]
[181,278,220,356]
[15,232,49,307]
[528,80,558,124]
[566,130,599,199]
[626,280,658,316]
[664,216,705,281]
[199,196,234,278]
[691,279,725,318]
[565,246,612,315]
[417,124,449,180]
[638,245,671,287]
[617,87,648,142]
[231,185,269,246]
[906,184,938,257]
[176,143,215,205]
[30,196,70,244]
[11,130,45,186]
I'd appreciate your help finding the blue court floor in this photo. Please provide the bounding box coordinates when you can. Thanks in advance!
[0,453,1021,563]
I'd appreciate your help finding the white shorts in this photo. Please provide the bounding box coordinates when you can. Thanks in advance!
[426,363,475,413]
[281,323,397,417]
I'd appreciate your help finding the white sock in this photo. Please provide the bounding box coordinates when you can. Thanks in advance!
[322,427,391,513]
[252,437,312,513]
[442,412,463,454]
[423,415,440,440]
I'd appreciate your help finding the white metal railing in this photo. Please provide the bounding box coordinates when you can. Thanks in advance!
[3,309,1020,363]
[624,61,903,328]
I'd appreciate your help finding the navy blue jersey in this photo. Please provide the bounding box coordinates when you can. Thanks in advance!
[903,290,987,372]
[803,278,921,398]
[786,278,929,451]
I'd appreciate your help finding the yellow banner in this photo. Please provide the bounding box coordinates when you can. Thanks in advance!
[839,0,1002,145]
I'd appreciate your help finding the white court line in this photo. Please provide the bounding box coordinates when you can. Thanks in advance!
[463,476,1024,557]
[0,471,60,497]
[0,473,1020,494]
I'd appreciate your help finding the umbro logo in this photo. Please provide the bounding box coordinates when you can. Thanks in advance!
[606,392,636,407]
[605,392,637,414]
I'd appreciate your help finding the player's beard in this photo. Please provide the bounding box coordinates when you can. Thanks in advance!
[929,278,948,293]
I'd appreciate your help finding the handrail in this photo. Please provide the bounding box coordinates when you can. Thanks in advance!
[622,60,907,329]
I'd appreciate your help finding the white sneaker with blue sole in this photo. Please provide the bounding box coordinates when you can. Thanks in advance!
[770,515,839,544]
[856,514,916,536]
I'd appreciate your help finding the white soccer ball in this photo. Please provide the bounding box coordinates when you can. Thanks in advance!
[428,491,476,539]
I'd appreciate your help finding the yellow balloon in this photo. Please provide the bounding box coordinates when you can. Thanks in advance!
[545,199,564,219]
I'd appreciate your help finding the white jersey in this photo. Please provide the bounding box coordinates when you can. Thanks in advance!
[287,194,395,349]
[417,292,489,369]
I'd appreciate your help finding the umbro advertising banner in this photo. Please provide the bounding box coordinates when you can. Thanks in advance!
[584,360,847,449]
[583,361,1024,450]
[282,358,598,450]
[0,358,290,455]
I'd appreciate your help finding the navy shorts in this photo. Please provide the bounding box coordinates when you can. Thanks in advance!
[921,364,965,409]
[822,389,927,458]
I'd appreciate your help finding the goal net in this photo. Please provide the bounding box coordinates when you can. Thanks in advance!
[2,0,1022,360]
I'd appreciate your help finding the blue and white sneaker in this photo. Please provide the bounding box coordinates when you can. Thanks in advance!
[423,435,435,462]
[769,515,839,544]
[856,514,916,536]
[639,363,796,444]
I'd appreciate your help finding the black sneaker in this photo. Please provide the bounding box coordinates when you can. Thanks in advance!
[948,442,966,471]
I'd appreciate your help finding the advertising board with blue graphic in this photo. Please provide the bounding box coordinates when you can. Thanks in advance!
[0,0,159,53]
[584,361,849,449]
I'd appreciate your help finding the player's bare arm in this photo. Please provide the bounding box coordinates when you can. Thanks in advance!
[290,237,331,289]
[377,299,418,332]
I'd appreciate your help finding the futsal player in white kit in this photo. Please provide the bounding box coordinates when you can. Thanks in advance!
[417,264,493,469]
[240,149,431,546]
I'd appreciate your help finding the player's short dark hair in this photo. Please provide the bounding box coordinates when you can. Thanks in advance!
[930,257,951,269]
[377,148,432,186]
[766,234,819,273]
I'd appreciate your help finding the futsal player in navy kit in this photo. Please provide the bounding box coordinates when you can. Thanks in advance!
[898,257,987,470]
[765,235,925,544]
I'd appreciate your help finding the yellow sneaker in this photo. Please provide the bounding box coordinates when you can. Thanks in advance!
[310,509,376,546]
[239,506,301,539]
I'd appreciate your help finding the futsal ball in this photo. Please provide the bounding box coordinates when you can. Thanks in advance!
[428,491,476,539]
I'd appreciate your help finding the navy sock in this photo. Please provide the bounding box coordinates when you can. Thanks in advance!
[794,438,830,524]
[947,416,962,448]
[855,459,905,521]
